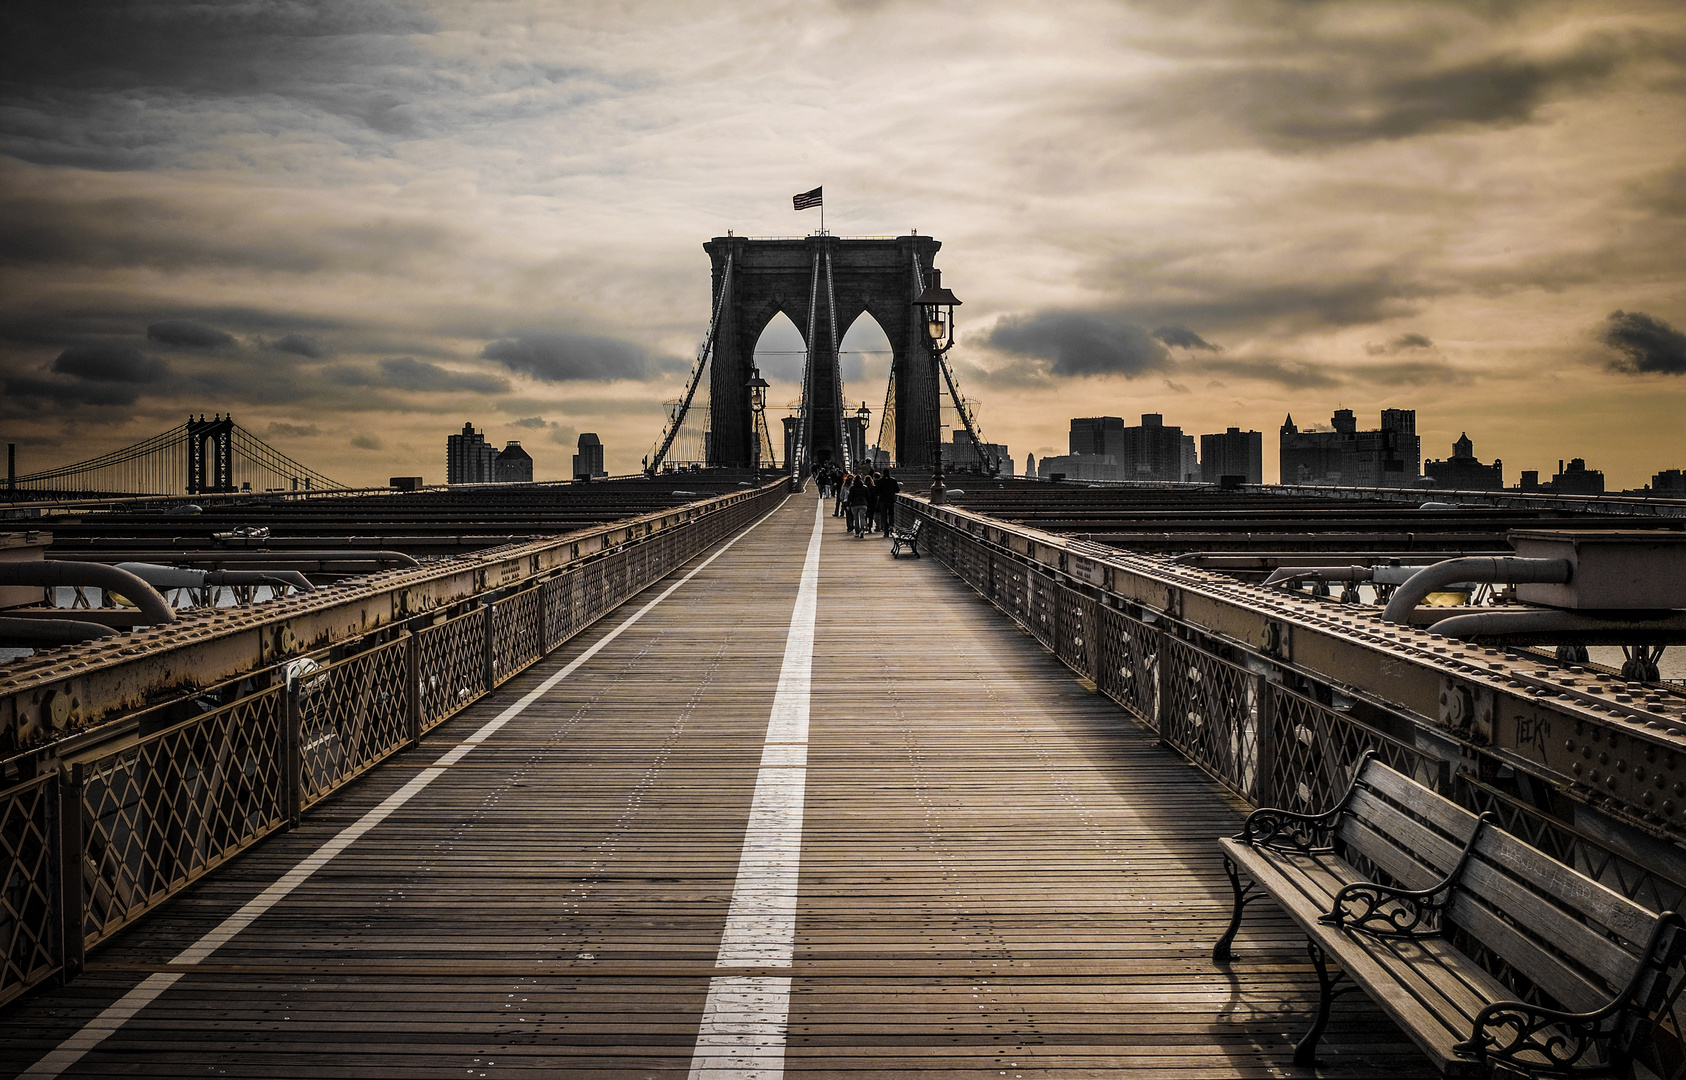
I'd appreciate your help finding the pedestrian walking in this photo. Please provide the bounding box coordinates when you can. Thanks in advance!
[848,472,871,537]
[874,469,899,536]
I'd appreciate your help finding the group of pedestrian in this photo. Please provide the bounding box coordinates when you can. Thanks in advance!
[815,464,899,539]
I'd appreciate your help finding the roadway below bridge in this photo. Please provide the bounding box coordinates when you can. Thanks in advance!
[1,491,1430,1078]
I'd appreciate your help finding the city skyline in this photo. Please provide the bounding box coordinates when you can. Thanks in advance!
[2,2,1684,488]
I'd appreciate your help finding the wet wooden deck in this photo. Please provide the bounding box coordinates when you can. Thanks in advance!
[1,492,1434,1078]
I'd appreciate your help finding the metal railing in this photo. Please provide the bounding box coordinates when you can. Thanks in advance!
[0,480,786,1008]
[911,497,1686,902]
[914,494,1686,1077]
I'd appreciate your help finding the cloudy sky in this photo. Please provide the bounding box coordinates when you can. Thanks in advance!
[2,0,1684,488]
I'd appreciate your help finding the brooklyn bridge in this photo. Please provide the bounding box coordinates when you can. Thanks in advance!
[2,235,1685,1079]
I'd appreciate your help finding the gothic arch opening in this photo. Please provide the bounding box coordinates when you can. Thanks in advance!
[701,233,944,471]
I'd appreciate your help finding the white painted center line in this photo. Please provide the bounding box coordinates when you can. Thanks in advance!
[688,496,824,1080]
[20,494,790,1080]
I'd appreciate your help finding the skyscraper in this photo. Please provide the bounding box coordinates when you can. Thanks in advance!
[1200,428,1263,485]
[573,433,606,479]
[1280,409,1421,487]
[447,422,496,484]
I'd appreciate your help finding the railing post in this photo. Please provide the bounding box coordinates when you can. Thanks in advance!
[1154,628,1171,747]
[55,763,86,980]
[483,602,496,691]
[1254,675,1276,809]
[283,679,302,827]
[405,630,422,748]
[539,581,551,654]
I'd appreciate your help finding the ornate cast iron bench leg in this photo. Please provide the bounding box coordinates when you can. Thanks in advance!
[1295,939,1355,1067]
[1213,852,1260,963]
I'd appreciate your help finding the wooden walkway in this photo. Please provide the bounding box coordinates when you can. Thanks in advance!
[1,492,1434,1078]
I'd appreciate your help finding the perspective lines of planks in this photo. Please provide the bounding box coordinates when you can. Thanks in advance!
[0,492,1433,1079]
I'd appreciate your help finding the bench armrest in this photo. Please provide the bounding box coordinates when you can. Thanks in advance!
[1454,910,1686,1075]
[1234,750,1377,853]
[1318,813,1494,938]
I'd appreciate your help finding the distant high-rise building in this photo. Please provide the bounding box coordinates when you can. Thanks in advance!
[1279,409,1421,487]
[1652,468,1686,495]
[1424,433,1502,490]
[1200,427,1263,485]
[573,433,606,479]
[447,422,497,484]
[494,441,533,483]
[1118,413,1189,482]
[1025,453,1036,478]
[945,430,1011,475]
[1549,458,1604,495]
[1069,416,1125,457]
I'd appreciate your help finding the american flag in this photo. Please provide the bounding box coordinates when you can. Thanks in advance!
[792,186,822,211]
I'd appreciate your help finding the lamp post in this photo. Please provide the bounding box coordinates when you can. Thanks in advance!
[912,267,961,490]
[855,400,871,467]
[746,366,770,480]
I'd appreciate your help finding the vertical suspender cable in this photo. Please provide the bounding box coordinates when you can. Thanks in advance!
[795,250,820,478]
[824,249,846,472]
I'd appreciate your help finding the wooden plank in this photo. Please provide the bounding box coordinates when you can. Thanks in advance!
[0,494,1433,1078]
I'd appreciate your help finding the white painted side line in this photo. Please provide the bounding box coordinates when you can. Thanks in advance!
[21,494,791,1080]
[688,497,824,1079]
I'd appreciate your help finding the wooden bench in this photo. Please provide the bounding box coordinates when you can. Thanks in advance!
[889,518,923,559]
[1214,752,1685,1077]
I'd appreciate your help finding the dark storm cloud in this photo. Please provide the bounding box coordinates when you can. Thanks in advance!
[510,416,549,429]
[1094,267,1435,336]
[328,358,512,395]
[0,2,628,172]
[0,194,456,274]
[379,357,511,394]
[1152,325,1220,351]
[267,422,320,438]
[1189,356,1341,390]
[1128,34,1627,151]
[482,333,654,382]
[51,344,170,383]
[984,311,1170,377]
[1366,332,1435,355]
[147,320,235,350]
[0,2,440,168]
[265,334,326,359]
[3,375,138,408]
[1605,310,1686,375]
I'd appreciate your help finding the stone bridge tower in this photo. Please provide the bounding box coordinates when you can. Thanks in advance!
[702,234,944,471]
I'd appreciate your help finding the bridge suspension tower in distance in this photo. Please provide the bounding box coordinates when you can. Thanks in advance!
[652,232,1004,478]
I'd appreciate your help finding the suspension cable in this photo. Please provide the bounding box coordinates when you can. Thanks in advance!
[793,249,820,479]
[650,249,733,474]
[824,248,847,472]
[911,252,998,475]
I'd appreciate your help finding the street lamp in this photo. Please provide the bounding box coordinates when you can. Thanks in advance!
[912,267,961,487]
[746,366,770,479]
[855,400,871,466]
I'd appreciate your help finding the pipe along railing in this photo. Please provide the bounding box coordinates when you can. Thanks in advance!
[903,497,1686,985]
[0,480,787,1008]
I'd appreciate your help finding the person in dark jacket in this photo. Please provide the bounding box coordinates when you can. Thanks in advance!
[847,473,871,537]
[874,470,899,537]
